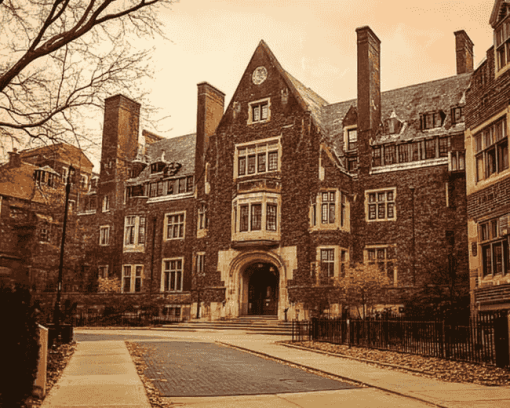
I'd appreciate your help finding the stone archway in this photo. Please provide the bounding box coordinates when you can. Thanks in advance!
[226,250,287,319]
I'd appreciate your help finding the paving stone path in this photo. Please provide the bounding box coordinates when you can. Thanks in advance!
[139,341,358,397]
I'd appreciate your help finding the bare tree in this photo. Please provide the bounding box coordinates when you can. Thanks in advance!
[0,0,172,150]
[336,263,390,319]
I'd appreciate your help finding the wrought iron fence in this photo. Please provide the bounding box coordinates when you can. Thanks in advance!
[292,313,509,368]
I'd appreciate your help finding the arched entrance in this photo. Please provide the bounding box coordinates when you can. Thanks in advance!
[246,263,278,315]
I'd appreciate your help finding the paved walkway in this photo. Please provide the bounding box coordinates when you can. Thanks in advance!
[41,340,151,408]
[217,336,510,408]
[41,329,510,407]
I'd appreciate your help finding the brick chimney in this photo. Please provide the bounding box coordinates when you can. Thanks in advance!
[195,82,225,183]
[454,30,474,75]
[8,148,21,168]
[99,94,140,208]
[356,26,381,173]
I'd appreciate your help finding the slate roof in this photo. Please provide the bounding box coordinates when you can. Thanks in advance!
[284,71,329,129]
[0,161,46,203]
[322,73,471,151]
[129,133,196,183]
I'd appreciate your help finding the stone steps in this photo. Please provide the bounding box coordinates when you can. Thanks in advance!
[161,315,293,335]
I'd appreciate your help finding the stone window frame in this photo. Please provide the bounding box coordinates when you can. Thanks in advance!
[102,195,110,212]
[247,97,271,125]
[39,223,50,243]
[449,150,466,172]
[195,252,206,275]
[495,15,510,76]
[123,215,146,252]
[474,116,508,183]
[164,211,186,241]
[99,225,110,246]
[365,188,396,222]
[479,218,510,277]
[314,246,349,284]
[122,264,144,293]
[197,203,208,239]
[161,258,183,292]
[232,192,281,241]
[451,107,464,125]
[421,111,445,130]
[363,244,397,287]
[343,125,357,151]
[233,136,282,179]
[310,189,350,232]
[98,265,108,279]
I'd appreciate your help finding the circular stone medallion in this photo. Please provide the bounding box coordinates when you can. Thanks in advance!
[252,66,268,85]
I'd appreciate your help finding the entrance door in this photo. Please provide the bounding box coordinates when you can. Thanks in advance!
[247,264,278,315]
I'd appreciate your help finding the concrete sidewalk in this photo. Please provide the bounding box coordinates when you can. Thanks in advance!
[40,340,151,408]
[217,336,510,408]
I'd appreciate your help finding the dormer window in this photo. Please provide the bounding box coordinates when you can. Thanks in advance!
[34,170,56,188]
[495,17,510,71]
[91,177,98,189]
[421,112,444,130]
[347,129,357,150]
[151,162,165,174]
[451,107,464,124]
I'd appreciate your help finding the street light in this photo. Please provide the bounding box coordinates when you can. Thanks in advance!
[53,165,75,342]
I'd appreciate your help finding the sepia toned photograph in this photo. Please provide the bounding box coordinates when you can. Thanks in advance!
[1,1,510,407]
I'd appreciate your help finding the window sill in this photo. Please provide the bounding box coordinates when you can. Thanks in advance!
[475,168,510,187]
[366,218,397,223]
[123,245,145,253]
[247,119,270,126]
[197,228,208,239]
[164,237,185,242]
[371,157,448,174]
[78,210,97,216]
[147,192,193,204]
[310,224,349,232]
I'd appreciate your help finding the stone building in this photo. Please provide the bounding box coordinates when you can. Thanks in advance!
[465,0,510,314]
[77,25,472,320]
[0,144,93,289]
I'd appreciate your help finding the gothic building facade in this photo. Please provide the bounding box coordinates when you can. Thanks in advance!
[465,0,510,314]
[75,25,473,320]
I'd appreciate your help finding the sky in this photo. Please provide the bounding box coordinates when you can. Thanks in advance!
[70,0,501,169]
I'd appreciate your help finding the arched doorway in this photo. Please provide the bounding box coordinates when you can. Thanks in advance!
[245,262,278,315]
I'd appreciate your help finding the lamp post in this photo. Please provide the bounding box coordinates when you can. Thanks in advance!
[53,165,74,340]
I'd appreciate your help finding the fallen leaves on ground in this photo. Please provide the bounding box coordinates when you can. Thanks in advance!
[125,341,176,408]
[28,342,77,407]
[286,341,510,386]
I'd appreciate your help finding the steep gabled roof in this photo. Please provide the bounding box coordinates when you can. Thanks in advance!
[323,73,471,149]
[490,0,510,28]
[284,71,329,129]
[246,41,329,131]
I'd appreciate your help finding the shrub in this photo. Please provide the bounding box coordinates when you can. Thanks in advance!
[0,284,40,407]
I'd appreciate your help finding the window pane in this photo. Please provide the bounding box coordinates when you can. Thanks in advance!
[387,203,394,219]
[476,155,484,181]
[321,204,328,223]
[487,148,496,177]
[373,146,381,166]
[258,153,266,173]
[425,139,436,159]
[248,155,256,174]
[439,138,449,157]
[261,103,268,120]
[368,204,376,220]
[384,145,396,164]
[329,203,335,223]
[483,245,492,276]
[251,204,262,230]
[498,141,509,172]
[187,176,194,192]
[253,105,260,121]
[240,205,249,231]
[412,142,421,161]
[170,272,176,290]
[266,204,277,231]
[378,203,385,219]
[398,144,409,163]
[367,249,375,261]
[348,129,357,150]
[494,243,503,274]
[239,157,246,176]
[179,178,186,193]
[377,192,385,202]
[268,151,278,171]
[369,193,376,203]
[138,217,146,244]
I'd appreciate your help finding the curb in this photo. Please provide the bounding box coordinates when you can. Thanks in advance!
[217,341,447,408]
[280,341,428,376]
